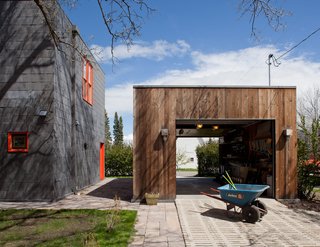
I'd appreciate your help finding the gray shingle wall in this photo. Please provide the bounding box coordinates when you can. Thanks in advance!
[0,1,56,201]
[50,1,105,197]
[0,1,105,201]
[70,32,105,192]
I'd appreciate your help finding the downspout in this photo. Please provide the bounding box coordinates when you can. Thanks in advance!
[71,25,79,193]
[284,128,293,198]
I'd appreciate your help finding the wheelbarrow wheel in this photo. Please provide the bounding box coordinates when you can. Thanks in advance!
[252,200,268,217]
[242,205,260,223]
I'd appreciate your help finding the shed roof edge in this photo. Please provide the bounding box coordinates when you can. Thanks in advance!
[133,85,296,89]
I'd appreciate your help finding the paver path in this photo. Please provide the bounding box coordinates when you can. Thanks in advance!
[176,196,320,247]
[2,177,320,246]
[129,203,185,247]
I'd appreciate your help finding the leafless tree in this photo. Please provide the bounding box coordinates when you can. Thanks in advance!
[33,0,288,62]
[33,0,153,63]
[96,0,154,59]
[238,0,289,38]
[33,0,63,47]
[298,86,320,127]
[176,149,190,169]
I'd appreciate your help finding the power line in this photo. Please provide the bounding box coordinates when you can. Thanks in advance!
[276,26,320,61]
[267,26,320,85]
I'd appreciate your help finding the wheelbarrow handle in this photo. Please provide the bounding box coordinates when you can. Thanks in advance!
[201,192,227,203]
[210,187,220,193]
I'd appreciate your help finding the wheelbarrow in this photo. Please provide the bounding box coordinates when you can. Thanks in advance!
[201,184,270,223]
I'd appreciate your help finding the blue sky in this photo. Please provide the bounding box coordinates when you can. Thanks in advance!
[63,0,320,141]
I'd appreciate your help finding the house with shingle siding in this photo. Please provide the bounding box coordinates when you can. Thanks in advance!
[0,0,105,201]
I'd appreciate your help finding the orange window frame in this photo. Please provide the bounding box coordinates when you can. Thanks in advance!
[82,58,94,105]
[8,132,29,153]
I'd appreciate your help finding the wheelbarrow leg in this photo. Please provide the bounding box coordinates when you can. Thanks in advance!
[225,203,241,218]
[226,203,235,211]
[252,200,268,217]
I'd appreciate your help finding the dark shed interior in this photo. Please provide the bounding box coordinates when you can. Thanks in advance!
[176,119,275,197]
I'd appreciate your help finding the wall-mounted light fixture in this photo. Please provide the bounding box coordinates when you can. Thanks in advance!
[283,128,293,138]
[161,128,169,142]
[38,110,47,117]
[196,123,203,129]
[212,125,219,130]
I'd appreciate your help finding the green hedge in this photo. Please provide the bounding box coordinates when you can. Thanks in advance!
[196,141,219,176]
[297,161,320,199]
[297,130,320,199]
[105,144,133,176]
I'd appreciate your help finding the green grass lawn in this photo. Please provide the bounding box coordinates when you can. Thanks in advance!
[314,187,320,193]
[176,168,198,172]
[108,176,133,178]
[0,209,137,247]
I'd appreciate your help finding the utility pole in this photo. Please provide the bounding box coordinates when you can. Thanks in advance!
[268,54,273,87]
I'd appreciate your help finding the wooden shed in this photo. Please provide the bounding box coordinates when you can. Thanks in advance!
[133,86,297,201]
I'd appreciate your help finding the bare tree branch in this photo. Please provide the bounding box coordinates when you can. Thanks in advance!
[96,0,154,63]
[33,0,154,64]
[33,0,60,47]
[34,0,290,64]
[33,0,87,58]
[238,0,289,38]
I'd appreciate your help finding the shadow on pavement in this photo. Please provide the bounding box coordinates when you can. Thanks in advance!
[201,207,242,222]
[176,177,221,195]
[86,176,221,201]
[87,178,133,202]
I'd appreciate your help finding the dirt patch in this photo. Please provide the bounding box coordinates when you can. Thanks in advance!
[281,191,320,212]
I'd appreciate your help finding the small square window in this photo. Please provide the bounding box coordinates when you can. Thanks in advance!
[8,132,29,153]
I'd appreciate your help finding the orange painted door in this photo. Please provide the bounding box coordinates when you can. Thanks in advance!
[100,143,105,180]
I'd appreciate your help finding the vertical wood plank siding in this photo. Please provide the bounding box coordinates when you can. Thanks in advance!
[133,87,297,200]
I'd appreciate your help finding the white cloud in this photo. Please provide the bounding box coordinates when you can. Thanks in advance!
[124,133,133,143]
[105,83,133,116]
[105,45,320,117]
[91,40,190,63]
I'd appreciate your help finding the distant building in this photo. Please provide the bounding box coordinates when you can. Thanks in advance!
[0,1,105,201]
[176,138,208,169]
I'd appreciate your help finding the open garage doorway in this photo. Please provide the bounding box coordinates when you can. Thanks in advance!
[176,137,208,173]
[176,136,219,197]
[176,119,275,198]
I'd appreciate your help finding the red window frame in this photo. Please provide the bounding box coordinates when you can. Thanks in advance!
[82,58,94,105]
[8,132,29,153]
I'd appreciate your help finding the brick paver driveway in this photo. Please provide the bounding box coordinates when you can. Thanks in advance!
[176,195,320,246]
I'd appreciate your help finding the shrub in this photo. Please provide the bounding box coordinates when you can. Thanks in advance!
[105,144,133,176]
[297,161,319,199]
[297,116,320,199]
[196,140,219,176]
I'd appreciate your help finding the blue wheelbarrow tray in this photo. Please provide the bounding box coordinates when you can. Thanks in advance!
[218,184,270,207]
